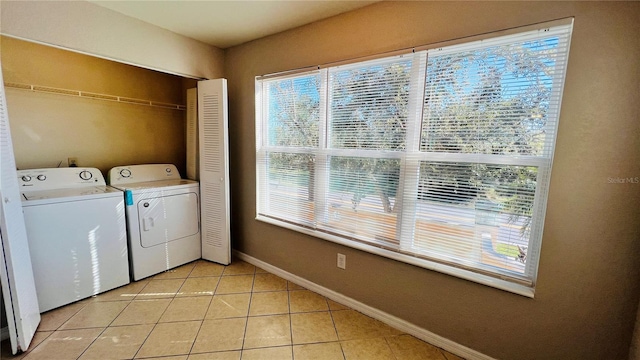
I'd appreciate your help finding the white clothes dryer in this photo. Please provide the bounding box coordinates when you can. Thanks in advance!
[17,168,130,312]
[108,164,201,281]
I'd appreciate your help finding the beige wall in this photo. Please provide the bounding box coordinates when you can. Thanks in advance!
[1,36,195,176]
[632,299,640,360]
[0,1,224,80]
[224,2,640,359]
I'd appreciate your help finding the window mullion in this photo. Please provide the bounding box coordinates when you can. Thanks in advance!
[397,51,427,250]
[314,69,329,227]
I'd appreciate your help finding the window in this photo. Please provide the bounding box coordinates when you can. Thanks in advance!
[256,21,572,296]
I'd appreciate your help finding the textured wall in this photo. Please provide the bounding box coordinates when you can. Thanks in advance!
[632,299,640,360]
[0,1,224,79]
[1,36,196,178]
[224,2,640,359]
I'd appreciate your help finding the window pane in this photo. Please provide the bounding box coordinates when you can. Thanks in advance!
[264,152,316,225]
[266,75,320,147]
[422,36,564,156]
[414,162,537,275]
[319,156,401,247]
[330,57,412,151]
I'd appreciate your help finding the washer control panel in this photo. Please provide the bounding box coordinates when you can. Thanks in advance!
[108,164,182,185]
[17,167,106,190]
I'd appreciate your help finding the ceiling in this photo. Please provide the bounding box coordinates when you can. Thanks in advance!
[89,1,379,49]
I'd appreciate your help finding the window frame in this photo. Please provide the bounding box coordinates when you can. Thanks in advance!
[255,19,573,297]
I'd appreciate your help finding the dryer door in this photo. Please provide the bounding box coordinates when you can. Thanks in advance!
[137,192,199,247]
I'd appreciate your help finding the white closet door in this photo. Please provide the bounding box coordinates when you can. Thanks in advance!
[0,65,40,354]
[198,79,230,265]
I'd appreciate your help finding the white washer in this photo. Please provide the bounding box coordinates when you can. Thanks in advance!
[108,164,201,281]
[17,167,130,312]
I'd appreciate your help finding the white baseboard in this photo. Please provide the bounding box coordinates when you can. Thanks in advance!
[234,250,496,360]
[1,326,9,341]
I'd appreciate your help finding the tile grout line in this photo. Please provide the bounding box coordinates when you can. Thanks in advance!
[33,302,81,349]
[73,308,126,359]
[287,281,295,360]
[238,265,257,359]
[130,263,191,359]
[15,330,54,360]
[121,277,162,360]
[29,291,128,360]
[327,302,348,360]
[47,300,91,332]
[383,335,400,360]
[74,279,153,360]
[186,262,219,356]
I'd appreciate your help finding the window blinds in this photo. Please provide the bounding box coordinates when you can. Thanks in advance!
[328,56,413,151]
[256,21,572,295]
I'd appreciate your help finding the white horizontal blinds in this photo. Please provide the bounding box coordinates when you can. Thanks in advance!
[318,55,414,247]
[412,162,538,278]
[422,25,572,157]
[320,156,401,248]
[414,24,572,282]
[266,73,321,148]
[264,152,316,225]
[257,72,320,225]
[329,55,413,151]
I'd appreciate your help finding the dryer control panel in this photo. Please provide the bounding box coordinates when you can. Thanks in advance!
[108,164,182,185]
[17,168,105,190]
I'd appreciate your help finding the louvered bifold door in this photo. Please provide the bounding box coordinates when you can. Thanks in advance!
[198,79,231,265]
[0,63,40,354]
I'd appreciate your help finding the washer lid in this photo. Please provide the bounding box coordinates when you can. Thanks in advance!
[21,186,122,202]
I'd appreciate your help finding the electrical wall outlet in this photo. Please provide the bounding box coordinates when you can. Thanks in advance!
[337,253,346,270]
[68,157,78,167]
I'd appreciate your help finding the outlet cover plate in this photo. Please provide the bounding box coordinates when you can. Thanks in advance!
[337,253,346,270]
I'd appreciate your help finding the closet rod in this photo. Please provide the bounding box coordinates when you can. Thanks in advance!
[4,82,186,111]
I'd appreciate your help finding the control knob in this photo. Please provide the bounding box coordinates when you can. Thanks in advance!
[120,169,132,178]
[37,175,46,181]
[21,175,32,182]
[79,170,93,181]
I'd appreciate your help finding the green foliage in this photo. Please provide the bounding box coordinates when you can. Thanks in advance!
[423,48,551,156]
[268,40,558,239]
[268,76,320,201]
[419,43,554,238]
[330,157,400,211]
[495,243,522,258]
[269,75,320,148]
[328,60,410,212]
[330,61,411,151]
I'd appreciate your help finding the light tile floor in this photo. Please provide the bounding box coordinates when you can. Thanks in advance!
[1,260,465,360]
